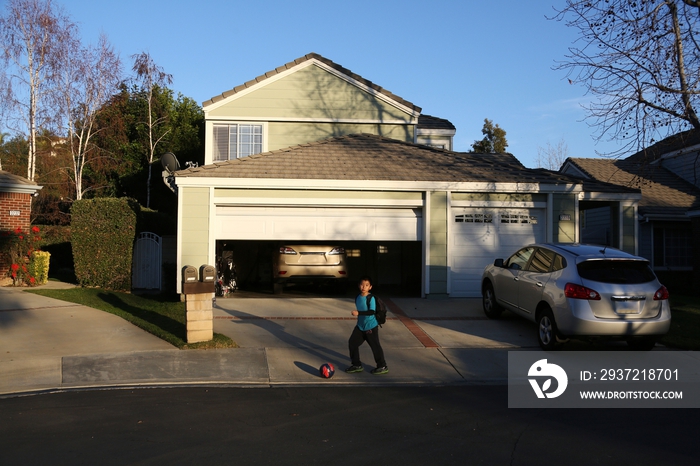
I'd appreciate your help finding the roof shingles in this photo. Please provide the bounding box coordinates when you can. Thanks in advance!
[177,133,582,186]
[568,158,700,216]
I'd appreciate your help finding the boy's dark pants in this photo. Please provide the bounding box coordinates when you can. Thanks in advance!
[349,325,386,368]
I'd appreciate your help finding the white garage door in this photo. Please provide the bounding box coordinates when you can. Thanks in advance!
[214,206,422,241]
[450,208,545,297]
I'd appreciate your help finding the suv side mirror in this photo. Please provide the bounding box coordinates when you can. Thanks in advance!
[494,258,504,268]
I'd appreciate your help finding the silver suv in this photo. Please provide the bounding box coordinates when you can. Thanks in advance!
[481,243,671,350]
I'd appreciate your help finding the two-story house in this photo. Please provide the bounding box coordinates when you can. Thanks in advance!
[173,53,638,298]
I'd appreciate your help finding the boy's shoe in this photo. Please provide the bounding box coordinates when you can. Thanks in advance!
[371,366,389,375]
[345,365,363,373]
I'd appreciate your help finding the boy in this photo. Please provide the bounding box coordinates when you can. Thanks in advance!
[345,275,388,375]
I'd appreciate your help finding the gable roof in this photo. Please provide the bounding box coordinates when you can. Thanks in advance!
[626,129,700,163]
[176,133,584,186]
[202,53,422,114]
[565,158,700,218]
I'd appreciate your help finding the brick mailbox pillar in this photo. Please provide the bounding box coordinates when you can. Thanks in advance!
[182,265,216,343]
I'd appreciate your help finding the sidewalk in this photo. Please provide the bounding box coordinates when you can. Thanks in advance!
[0,282,539,397]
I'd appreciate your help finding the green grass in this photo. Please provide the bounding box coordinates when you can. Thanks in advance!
[661,294,700,350]
[27,288,237,350]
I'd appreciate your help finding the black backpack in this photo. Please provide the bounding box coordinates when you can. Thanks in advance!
[365,294,387,327]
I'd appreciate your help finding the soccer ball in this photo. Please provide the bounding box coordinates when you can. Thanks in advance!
[319,363,335,379]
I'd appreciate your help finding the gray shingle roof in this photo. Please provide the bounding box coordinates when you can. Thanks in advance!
[176,133,585,185]
[202,53,422,114]
[567,158,700,216]
[417,114,456,131]
[626,129,700,163]
[0,170,38,190]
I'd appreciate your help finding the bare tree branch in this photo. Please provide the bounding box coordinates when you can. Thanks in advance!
[131,52,172,208]
[551,0,700,157]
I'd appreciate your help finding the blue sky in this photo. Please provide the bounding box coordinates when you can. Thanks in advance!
[53,0,621,168]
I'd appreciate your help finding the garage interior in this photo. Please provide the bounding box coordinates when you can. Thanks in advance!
[215,240,422,297]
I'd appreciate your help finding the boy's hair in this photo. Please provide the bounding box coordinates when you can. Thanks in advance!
[358,275,373,286]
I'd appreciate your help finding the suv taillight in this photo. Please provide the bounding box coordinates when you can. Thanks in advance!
[653,285,669,301]
[279,247,297,255]
[565,283,601,300]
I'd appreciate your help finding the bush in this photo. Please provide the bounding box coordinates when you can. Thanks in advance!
[71,198,139,291]
[1,226,44,286]
[29,250,51,285]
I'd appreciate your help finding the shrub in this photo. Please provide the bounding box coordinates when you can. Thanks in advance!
[71,198,139,291]
[29,251,51,285]
[1,226,43,286]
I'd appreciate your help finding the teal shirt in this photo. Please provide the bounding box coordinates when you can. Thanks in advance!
[355,294,377,331]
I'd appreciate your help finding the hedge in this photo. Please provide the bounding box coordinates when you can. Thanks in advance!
[71,198,139,291]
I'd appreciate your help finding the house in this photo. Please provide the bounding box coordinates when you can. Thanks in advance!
[561,130,700,290]
[173,53,638,298]
[0,170,42,278]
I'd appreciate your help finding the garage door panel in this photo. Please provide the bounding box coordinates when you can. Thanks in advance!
[450,208,545,297]
[215,206,421,241]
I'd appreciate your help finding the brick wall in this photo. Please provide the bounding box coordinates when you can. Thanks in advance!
[0,191,33,278]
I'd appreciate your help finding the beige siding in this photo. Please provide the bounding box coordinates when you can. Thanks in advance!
[429,191,448,295]
[207,64,414,123]
[552,193,576,242]
[622,204,636,253]
[268,121,414,149]
[180,187,211,270]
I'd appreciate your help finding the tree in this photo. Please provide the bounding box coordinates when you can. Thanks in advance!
[551,0,700,156]
[0,0,77,181]
[535,139,570,170]
[56,33,122,200]
[471,118,508,153]
[91,84,204,212]
[131,52,172,208]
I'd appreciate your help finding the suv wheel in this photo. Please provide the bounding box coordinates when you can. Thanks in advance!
[537,308,560,351]
[482,282,503,319]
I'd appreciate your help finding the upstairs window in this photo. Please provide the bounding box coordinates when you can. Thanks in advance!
[213,124,263,161]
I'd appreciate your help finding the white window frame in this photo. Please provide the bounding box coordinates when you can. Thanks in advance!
[211,122,265,162]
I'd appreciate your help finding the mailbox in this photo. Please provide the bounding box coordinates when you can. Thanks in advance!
[200,264,216,283]
[182,265,198,284]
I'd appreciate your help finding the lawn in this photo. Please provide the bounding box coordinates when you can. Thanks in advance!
[28,287,237,350]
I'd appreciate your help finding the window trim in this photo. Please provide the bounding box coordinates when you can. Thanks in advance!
[207,121,268,164]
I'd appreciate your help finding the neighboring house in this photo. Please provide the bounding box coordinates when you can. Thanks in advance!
[174,53,637,298]
[0,170,42,278]
[562,130,700,290]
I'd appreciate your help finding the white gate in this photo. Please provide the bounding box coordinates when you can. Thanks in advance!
[132,232,162,290]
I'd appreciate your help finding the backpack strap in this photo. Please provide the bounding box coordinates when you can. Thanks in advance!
[365,294,376,315]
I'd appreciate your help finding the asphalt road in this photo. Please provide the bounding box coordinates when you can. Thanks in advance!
[1,386,698,465]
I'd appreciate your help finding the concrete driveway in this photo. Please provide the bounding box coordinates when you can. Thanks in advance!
[1,281,636,396]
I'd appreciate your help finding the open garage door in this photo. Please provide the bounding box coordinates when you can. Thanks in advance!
[214,206,422,241]
[213,207,423,295]
[450,208,545,297]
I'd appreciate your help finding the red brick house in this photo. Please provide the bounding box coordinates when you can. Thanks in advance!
[0,170,42,278]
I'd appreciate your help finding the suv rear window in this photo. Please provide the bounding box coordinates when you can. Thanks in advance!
[577,260,656,284]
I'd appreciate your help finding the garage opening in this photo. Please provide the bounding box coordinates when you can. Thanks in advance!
[215,240,422,297]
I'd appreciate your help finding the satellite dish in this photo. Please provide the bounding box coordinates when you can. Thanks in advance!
[161,152,180,194]
[161,152,180,174]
